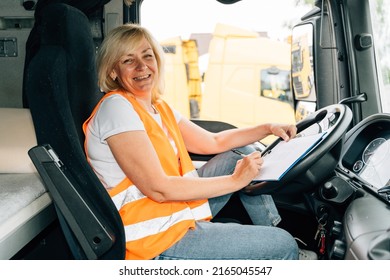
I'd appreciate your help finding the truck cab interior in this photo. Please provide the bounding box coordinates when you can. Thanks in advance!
[0,0,389,261]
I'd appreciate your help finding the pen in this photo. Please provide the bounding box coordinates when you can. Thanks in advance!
[261,149,272,157]
[231,149,247,157]
[233,148,272,157]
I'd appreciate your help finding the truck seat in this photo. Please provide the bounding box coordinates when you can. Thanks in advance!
[24,3,125,259]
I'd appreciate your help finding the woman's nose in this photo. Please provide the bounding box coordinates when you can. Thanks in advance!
[135,59,148,70]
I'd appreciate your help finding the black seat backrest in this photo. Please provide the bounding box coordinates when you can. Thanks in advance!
[24,3,125,259]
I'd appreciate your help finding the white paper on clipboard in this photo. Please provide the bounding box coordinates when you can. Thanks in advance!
[253,132,327,182]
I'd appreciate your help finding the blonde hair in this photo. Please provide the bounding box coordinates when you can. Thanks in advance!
[96,23,165,103]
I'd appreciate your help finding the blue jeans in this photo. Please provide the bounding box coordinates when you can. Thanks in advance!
[154,146,299,260]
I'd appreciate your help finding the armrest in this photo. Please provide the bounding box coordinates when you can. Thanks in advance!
[28,145,115,259]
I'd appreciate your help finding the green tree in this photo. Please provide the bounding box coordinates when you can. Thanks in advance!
[294,0,315,5]
[282,0,315,30]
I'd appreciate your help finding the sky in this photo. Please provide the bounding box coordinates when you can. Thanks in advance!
[141,0,313,41]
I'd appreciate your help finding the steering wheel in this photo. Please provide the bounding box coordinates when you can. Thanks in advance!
[242,104,353,195]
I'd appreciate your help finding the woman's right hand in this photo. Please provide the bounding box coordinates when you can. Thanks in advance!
[231,151,263,188]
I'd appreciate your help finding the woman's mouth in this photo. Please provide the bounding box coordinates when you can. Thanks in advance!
[133,74,151,81]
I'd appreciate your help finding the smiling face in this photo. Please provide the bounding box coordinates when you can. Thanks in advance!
[111,37,158,99]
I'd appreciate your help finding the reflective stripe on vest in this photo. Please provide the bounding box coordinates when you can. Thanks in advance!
[83,91,211,260]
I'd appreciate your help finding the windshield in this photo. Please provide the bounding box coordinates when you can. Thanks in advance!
[141,0,313,144]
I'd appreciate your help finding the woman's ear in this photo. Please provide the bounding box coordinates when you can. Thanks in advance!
[110,70,117,81]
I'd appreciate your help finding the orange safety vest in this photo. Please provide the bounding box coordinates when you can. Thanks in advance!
[83,90,212,260]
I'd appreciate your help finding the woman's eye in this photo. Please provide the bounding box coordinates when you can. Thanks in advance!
[122,58,133,64]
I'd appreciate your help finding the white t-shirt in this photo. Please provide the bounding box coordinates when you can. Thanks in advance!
[85,94,182,189]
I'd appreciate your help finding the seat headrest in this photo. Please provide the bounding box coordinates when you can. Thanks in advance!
[40,3,96,69]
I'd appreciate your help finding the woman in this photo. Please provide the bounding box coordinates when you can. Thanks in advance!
[83,23,299,260]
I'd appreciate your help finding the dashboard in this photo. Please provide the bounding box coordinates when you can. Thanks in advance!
[340,114,390,200]
[355,137,390,188]
[334,113,390,260]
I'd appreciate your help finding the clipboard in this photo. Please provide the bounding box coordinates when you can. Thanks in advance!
[253,132,327,182]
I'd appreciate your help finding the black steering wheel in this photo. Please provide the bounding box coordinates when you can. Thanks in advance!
[242,104,353,195]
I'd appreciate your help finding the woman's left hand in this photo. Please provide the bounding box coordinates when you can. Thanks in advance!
[269,124,297,142]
